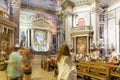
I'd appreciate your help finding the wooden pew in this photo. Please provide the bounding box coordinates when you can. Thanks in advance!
[109,65,120,78]
[76,62,110,80]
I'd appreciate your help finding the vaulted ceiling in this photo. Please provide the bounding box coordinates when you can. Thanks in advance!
[22,0,59,11]
[0,0,7,9]
[98,0,113,7]
[21,0,114,11]
[1,0,116,11]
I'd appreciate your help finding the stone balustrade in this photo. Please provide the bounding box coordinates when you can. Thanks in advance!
[0,10,13,22]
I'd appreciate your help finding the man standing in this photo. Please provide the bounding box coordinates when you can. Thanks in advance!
[7,45,22,80]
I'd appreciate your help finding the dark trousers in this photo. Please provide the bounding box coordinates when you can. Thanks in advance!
[11,77,19,80]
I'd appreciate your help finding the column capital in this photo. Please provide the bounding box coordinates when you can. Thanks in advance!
[63,10,73,18]
[10,0,21,8]
[91,7,100,14]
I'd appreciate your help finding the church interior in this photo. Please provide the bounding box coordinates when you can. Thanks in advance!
[0,0,120,80]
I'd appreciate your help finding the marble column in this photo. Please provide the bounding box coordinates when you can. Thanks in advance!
[64,13,72,46]
[31,29,34,49]
[104,13,108,53]
[86,36,90,54]
[57,31,60,49]
[73,14,76,27]
[10,0,21,45]
[27,29,30,47]
[90,2,99,45]
[73,37,77,54]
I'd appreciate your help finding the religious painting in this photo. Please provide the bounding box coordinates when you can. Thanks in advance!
[33,29,47,52]
[78,18,85,26]
[76,37,87,54]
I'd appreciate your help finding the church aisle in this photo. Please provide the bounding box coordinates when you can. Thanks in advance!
[31,55,57,80]
[31,65,57,80]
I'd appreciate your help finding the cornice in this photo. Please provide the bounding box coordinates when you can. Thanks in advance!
[71,30,94,37]
[0,18,17,29]
[32,17,56,34]
[74,2,90,6]
[71,0,98,7]
[21,3,57,14]
[71,26,93,37]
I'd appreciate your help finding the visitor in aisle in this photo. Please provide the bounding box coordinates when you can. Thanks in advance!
[56,44,77,80]
[21,48,32,80]
[6,45,22,80]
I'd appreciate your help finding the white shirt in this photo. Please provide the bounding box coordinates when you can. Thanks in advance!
[57,56,76,80]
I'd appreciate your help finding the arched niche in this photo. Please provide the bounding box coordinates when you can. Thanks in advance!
[31,17,56,52]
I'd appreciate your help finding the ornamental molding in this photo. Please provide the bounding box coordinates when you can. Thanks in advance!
[21,3,56,14]
[70,0,90,6]
[32,17,56,34]
[0,18,17,29]
[71,26,93,37]
[70,0,98,6]
[71,30,93,37]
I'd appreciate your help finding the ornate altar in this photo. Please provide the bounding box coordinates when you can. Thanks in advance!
[0,8,16,70]
[31,17,56,52]
[71,26,93,54]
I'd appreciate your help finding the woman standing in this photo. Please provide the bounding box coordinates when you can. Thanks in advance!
[56,44,77,80]
[21,48,32,80]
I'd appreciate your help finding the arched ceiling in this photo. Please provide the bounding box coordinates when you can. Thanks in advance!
[0,0,7,9]
[22,0,60,11]
[1,0,116,12]
[97,0,113,7]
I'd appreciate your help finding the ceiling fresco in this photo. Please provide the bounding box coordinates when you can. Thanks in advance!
[22,0,59,11]
[1,0,113,11]
[0,0,7,9]
[98,0,112,7]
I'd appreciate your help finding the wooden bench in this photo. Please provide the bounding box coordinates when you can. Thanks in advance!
[109,65,120,78]
[76,62,110,80]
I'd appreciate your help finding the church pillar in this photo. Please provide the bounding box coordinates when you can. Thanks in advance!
[10,0,21,45]
[64,12,72,46]
[90,1,99,45]
[73,37,76,53]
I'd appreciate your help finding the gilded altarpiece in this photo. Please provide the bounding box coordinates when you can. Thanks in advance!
[71,26,93,54]
[77,37,87,54]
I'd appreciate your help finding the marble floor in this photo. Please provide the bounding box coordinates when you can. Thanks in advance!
[0,55,57,80]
